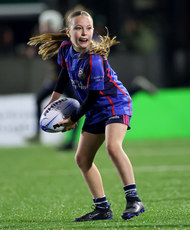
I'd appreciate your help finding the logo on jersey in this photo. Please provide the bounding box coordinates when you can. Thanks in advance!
[78,68,86,80]
[71,79,87,90]
[108,116,120,120]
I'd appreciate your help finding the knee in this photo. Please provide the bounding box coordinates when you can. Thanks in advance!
[75,153,83,168]
[75,153,92,171]
[106,142,121,159]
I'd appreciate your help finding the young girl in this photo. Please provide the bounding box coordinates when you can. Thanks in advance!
[28,10,145,221]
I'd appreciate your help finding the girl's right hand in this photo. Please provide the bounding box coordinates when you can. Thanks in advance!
[43,91,62,110]
[43,103,51,110]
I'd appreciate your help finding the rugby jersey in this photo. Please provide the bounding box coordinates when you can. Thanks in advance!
[56,40,133,125]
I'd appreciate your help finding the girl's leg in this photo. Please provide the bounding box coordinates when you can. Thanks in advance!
[74,131,113,222]
[105,123,135,185]
[105,123,145,219]
[75,131,105,198]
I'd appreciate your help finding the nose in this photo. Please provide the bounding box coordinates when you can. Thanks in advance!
[82,28,87,35]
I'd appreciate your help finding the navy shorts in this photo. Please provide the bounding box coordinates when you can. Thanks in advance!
[82,115,131,134]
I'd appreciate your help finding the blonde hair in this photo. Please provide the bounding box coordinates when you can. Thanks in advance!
[27,10,119,60]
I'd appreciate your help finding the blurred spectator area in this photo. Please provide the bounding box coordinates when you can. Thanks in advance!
[0,0,190,94]
[0,53,161,94]
[0,57,51,94]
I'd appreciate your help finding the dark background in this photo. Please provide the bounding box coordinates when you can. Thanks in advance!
[0,0,189,94]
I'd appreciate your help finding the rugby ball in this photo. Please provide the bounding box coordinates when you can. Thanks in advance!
[40,98,80,133]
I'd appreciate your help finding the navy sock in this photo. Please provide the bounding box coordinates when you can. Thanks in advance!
[123,184,141,202]
[93,196,109,209]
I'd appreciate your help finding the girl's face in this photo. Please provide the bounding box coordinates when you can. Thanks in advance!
[66,15,94,52]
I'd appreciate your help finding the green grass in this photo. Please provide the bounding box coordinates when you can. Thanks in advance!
[0,138,190,229]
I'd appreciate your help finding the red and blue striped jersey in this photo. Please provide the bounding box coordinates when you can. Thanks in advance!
[57,40,133,125]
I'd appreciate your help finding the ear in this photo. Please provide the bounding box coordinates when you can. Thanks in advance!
[66,28,70,38]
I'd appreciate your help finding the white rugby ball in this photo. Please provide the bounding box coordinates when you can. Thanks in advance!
[40,98,80,133]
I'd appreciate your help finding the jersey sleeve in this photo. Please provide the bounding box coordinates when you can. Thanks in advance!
[87,55,105,90]
[54,66,70,94]
[57,41,72,67]
[70,90,99,122]
[57,45,64,67]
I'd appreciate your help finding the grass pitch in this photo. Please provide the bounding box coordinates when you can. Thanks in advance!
[0,138,190,229]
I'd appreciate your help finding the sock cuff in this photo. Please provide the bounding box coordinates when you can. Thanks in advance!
[123,184,136,191]
[93,195,107,204]
[93,195,110,209]
[123,184,141,202]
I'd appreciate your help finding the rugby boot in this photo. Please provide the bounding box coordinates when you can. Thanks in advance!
[122,200,145,220]
[74,206,113,222]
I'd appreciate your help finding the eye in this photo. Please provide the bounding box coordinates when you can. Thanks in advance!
[75,26,82,30]
[87,27,92,31]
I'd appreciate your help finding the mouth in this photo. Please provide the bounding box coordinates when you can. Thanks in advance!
[79,38,88,44]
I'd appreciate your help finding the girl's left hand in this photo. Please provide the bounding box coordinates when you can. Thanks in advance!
[57,117,77,132]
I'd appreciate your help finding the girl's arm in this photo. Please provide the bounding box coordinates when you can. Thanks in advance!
[54,67,70,94]
[44,91,62,109]
[57,89,99,132]
[70,89,99,122]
